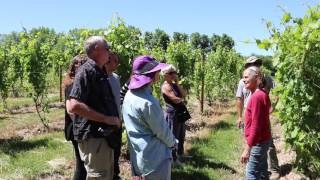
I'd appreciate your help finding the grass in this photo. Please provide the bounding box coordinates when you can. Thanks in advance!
[0,94,60,113]
[0,131,74,179]
[0,108,64,130]
[0,94,245,179]
[172,114,245,180]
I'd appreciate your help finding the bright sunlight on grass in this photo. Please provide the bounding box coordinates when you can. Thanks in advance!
[172,114,244,180]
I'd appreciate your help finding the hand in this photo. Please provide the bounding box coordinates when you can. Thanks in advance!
[172,139,179,150]
[112,117,121,129]
[240,147,250,164]
[175,98,183,104]
[173,143,178,150]
[269,106,274,114]
[237,117,243,128]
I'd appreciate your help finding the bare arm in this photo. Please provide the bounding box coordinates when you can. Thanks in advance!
[66,99,75,120]
[67,98,120,128]
[236,97,244,128]
[175,82,187,98]
[161,83,183,104]
[241,144,251,164]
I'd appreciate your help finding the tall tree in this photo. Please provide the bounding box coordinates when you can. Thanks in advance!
[191,33,211,52]
[153,28,170,50]
[211,33,235,51]
[173,32,189,43]
[144,31,154,50]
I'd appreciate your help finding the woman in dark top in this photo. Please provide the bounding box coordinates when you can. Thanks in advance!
[63,54,89,180]
[161,65,189,166]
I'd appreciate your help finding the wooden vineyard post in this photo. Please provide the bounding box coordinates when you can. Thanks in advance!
[200,51,205,114]
[59,64,62,102]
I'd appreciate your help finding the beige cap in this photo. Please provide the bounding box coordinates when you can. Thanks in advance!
[246,56,261,63]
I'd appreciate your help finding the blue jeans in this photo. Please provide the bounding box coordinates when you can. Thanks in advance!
[246,139,271,180]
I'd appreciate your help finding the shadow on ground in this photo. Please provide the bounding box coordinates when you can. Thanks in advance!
[172,120,237,180]
[172,168,212,180]
[208,120,232,130]
[0,137,49,157]
[172,147,237,180]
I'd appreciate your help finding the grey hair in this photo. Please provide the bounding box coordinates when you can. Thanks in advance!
[245,66,264,88]
[246,66,261,77]
[84,36,108,56]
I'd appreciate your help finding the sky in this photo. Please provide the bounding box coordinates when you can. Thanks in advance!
[0,0,318,56]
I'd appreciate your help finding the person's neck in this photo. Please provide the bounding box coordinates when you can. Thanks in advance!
[105,68,112,75]
[250,87,258,93]
[95,61,104,69]
[165,79,173,84]
[90,56,104,69]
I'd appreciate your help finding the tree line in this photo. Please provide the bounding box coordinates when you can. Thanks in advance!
[0,17,245,125]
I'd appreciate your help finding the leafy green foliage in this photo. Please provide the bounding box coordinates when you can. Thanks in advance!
[173,32,189,43]
[0,42,10,108]
[192,49,204,99]
[143,29,170,51]
[166,41,194,91]
[105,17,143,84]
[0,16,242,129]
[23,27,58,129]
[211,33,235,51]
[190,33,211,52]
[205,47,243,104]
[259,5,320,177]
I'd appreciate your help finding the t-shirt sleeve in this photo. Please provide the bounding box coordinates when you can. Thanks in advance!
[236,79,244,98]
[69,69,90,102]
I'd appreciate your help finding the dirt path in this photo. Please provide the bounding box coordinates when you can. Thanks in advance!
[0,110,64,139]
[270,116,307,180]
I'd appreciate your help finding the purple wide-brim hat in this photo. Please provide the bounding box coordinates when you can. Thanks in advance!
[128,55,169,90]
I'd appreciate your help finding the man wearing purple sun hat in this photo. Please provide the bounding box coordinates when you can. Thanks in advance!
[122,55,178,180]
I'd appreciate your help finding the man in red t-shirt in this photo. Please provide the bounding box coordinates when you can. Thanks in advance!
[240,67,271,180]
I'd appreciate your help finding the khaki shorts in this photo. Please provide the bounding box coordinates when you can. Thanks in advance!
[78,138,114,180]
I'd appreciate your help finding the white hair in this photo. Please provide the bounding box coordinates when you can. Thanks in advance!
[84,36,108,55]
[246,66,261,77]
[244,66,264,88]
[161,64,176,75]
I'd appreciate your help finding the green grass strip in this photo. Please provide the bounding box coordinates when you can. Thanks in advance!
[0,132,73,179]
[172,114,244,180]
